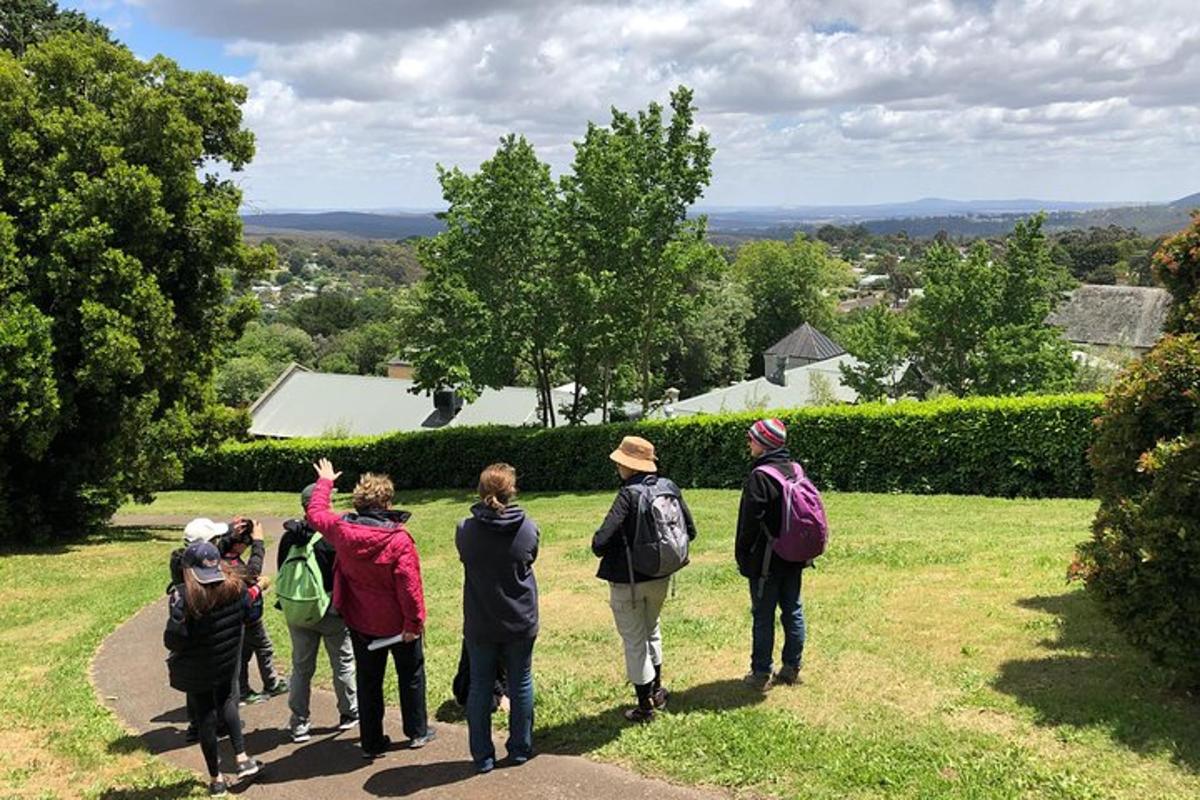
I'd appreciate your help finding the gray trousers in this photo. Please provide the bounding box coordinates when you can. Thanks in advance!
[608,577,669,685]
[287,609,358,726]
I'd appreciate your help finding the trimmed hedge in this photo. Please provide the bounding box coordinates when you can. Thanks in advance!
[183,394,1102,498]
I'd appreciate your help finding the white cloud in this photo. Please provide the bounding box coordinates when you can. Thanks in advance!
[130,0,1200,206]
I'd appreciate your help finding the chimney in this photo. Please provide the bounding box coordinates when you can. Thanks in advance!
[433,389,463,419]
[766,355,788,387]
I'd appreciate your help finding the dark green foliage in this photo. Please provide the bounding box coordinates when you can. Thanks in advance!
[0,33,266,537]
[1077,214,1200,686]
[184,394,1101,498]
[1077,336,1200,684]
[0,0,109,56]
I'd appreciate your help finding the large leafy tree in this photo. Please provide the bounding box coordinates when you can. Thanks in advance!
[0,32,268,536]
[410,134,562,424]
[557,86,715,417]
[912,215,1075,396]
[732,234,851,376]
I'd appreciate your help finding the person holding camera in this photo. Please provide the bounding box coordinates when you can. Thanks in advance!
[307,458,434,759]
[218,518,288,704]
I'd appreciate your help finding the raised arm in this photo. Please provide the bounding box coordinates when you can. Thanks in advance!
[306,459,347,546]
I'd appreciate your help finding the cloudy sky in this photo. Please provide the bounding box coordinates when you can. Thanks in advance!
[66,0,1200,210]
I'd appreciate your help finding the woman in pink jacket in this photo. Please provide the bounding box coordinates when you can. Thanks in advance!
[308,458,435,758]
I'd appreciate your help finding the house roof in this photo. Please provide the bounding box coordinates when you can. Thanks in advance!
[1045,285,1171,349]
[248,366,547,438]
[763,323,847,362]
[655,354,861,418]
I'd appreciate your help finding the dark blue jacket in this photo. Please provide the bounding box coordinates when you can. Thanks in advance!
[456,503,539,642]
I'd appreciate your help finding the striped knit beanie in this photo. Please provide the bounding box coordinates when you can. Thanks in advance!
[749,418,787,450]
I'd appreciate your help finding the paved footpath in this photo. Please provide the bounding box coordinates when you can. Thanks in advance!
[93,516,722,799]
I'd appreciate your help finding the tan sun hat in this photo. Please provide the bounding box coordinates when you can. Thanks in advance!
[610,435,658,473]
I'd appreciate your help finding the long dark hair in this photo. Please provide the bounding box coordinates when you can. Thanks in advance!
[182,566,244,619]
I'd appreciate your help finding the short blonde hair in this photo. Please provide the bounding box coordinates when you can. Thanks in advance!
[353,472,394,512]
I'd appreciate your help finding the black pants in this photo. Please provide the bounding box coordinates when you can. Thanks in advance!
[187,680,244,777]
[239,618,280,695]
[349,630,428,752]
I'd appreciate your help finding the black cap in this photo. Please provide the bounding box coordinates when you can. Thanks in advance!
[182,541,224,584]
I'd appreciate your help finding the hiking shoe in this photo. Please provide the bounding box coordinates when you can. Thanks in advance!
[651,686,670,710]
[208,778,228,796]
[337,713,359,731]
[408,727,437,749]
[362,735,392,760]
[265,679,289,697]
[773,665,801,686]
[475,757,495,774]
[235,758,261,780]
[623,706,655,724]
[742,671,771,690]
[291,721,311,743]
[239,691,266,706]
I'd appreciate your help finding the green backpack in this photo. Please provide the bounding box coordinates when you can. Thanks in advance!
[276,532,330,627]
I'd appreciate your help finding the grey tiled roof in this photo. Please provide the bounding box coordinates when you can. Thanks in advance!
[763,323,847,361]
[1045,285,1170,349]
[248,366,546,438]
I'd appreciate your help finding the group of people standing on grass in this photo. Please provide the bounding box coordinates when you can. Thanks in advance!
[162,417,825,795]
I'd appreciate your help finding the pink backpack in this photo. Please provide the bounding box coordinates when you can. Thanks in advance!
[754,462,829,564]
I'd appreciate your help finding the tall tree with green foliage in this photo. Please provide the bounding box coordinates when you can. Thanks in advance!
[557,86,715,416]
[0,32,269,537]
[0,0,108,56]
[732,234,852,376]
[838,305,915,401]
[411,134,562,424]
[664,272,752,397]
[912,216,1075,397]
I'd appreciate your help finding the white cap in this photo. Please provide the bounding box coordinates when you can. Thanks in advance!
[183,518,229,545]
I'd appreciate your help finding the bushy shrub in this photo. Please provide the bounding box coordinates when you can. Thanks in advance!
[184,394,1101,498]
[1076,212,1200,686]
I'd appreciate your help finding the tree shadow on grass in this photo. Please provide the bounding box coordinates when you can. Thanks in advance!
[0,526,177,556]
[993,590,1200,771]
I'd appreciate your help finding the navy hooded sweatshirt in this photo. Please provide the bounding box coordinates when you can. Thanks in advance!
[455,502,539,642]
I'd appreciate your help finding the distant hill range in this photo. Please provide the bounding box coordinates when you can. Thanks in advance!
[241,193,1200,241]
[241,210,443,240]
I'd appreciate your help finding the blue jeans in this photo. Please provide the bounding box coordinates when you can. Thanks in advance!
[749,572,805,675]
[465,637,535,769]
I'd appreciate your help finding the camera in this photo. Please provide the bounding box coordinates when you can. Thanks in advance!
[217,518,255,552]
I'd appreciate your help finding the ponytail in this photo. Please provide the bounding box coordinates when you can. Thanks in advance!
[478,463,518,512]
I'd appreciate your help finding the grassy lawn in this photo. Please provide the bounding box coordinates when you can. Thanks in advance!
[5,489,1199,798]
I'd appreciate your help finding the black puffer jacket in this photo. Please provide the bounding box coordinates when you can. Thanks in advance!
[164,585,257,693]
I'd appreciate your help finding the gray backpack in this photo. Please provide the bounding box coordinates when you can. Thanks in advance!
[625,479,690,582]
